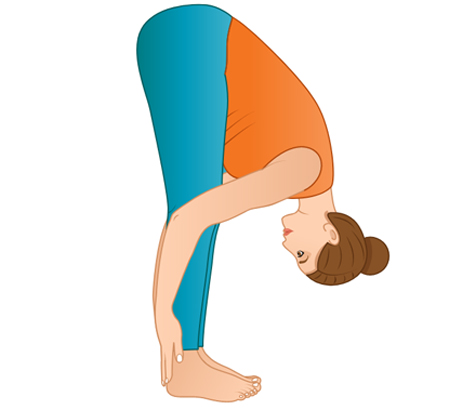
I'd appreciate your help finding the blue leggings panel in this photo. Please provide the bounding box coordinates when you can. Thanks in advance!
[136,5,231,350]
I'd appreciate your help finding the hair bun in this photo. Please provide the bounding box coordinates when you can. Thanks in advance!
[361,237,389,276]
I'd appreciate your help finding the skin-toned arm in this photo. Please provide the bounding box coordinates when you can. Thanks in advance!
[153,173,234,310]
[155,147,320,384]
[156,147,320,311]
[153,223,167,310]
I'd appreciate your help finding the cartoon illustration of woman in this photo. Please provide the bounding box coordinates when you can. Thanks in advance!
[136,4,389,402]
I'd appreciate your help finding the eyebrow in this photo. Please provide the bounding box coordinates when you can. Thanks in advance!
[299,256,309,264]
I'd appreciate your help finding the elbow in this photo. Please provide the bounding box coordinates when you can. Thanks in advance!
[170,210,181,222]
[168,208,206,235]
[168,209,184,228]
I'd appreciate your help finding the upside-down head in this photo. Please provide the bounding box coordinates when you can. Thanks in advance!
[282,211,389,285]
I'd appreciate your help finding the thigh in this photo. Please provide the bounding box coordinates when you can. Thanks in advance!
[137,5,232,220]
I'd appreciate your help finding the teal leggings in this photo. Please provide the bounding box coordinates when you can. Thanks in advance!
[136,5,232,350]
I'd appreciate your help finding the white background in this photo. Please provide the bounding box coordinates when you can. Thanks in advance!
[1,1,448,407]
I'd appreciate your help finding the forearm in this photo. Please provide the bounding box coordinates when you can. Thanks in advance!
[154,212,204,316]
[152,223,167,310]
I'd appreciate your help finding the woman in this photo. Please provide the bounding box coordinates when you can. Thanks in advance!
[136,4,389,402]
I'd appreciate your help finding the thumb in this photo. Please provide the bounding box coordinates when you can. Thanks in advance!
[173,340,184,363]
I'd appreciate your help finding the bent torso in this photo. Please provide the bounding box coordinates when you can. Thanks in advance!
[223,18,334,199]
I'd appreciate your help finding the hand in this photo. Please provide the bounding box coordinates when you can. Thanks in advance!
[155,309,184,386]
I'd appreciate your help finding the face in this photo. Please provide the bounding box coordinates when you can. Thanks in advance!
[281,210,339,275]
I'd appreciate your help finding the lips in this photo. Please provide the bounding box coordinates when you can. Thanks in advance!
[283,228,293,236]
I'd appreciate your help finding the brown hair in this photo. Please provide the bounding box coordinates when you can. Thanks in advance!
[307,212,389,286]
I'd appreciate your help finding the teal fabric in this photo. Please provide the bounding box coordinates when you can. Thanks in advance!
[137,5,231,350]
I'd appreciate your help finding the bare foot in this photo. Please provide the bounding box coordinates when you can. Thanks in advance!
[198,347,261,385]
[166,350,261,402]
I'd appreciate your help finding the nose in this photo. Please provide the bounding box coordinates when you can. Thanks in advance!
[281,213,294,227]
[281,216,287,227]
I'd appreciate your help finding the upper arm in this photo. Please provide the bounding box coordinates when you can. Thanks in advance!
[176,147,321,229]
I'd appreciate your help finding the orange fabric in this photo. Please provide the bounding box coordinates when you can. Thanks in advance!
[224,18,334,199]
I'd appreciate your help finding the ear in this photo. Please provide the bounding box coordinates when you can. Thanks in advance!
[324,223,340,245]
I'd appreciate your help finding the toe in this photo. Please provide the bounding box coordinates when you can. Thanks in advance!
[243,384,256,397]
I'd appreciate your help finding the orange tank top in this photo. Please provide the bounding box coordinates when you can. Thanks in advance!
[224,18,334,199]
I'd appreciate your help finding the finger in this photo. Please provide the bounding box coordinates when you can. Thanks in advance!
[161,350,166,386]
[164,353,170,384]
[165,346,173,383]
[174,339,184,363]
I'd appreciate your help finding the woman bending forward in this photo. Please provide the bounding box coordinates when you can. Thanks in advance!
[136,4,389,402]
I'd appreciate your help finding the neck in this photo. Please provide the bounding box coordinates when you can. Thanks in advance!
[297,189,336,215]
